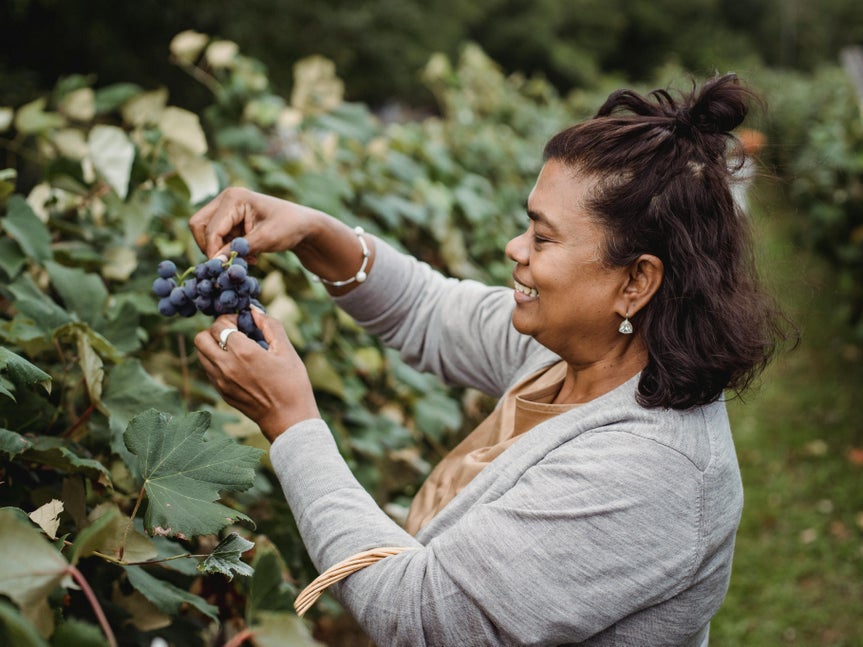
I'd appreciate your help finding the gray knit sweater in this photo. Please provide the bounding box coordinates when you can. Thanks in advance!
[270,238,743,646]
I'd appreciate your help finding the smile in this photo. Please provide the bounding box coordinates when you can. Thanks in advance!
[513,279,538,298]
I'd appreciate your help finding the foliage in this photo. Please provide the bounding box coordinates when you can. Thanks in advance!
[3,23,860,645]
[0,34,581,644]
[3,0,863,110]
[753,66,863,335]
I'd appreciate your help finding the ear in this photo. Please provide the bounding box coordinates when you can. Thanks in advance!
[617,254,663,317]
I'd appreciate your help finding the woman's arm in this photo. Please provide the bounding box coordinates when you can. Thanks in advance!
[333,237,549,397]
[188,187,375,296]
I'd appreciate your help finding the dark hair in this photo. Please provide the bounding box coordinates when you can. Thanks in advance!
[544,73,795,410]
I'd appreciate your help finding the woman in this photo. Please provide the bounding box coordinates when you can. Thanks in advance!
[191,73,789,646]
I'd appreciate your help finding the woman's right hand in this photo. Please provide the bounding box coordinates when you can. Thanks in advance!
[189,187,322,261]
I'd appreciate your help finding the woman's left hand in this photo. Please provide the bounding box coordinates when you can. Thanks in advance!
[194,309,320,443]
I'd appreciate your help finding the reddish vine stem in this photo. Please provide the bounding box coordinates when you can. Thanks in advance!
[68,565,118,647]
[223,627,255,647]
[62,402,96,439]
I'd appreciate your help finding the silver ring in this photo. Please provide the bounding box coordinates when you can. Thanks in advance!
[218,327,239,351]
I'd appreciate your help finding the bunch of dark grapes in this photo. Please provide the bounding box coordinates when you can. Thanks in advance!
[152,237,269,349]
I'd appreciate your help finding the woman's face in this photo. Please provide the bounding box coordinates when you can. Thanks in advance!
[505,159,630,364]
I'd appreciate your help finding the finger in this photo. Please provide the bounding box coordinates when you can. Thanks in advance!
[207,209,250,260]
[209,314,240,344]
[194,329,223,371]
[189,196,222,254]
[190,189,257,259]
[250,308,291,349]
[207,316,244,354]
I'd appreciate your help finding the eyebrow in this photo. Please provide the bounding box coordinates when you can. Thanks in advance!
[526,207,560,234]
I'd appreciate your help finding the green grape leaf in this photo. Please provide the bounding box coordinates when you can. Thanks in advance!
[198,532,254,580]
[0,347,52,398]
[102,360,182,470]
[0,600,50,647]
[21,436,112,483]
[1,195,52,262]
[45,261,108,328]
[0,238,26,278]
[248,611,324,647]
[123,409,263,537]
[123,565,218,622]
[0,428,33,456]
[245,538,295,624]
[49,619,107,647]
[0,510,69,623]
[6,273,75,333]
[13,98,65,134]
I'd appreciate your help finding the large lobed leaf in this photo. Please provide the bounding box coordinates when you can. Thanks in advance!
[123,409,263,537]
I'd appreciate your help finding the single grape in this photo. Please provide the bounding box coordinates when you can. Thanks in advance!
[230,237,250,257]
[177,301,197,318]
[197,278,214,296]
[219,290,239,309]
[158,297,177,316]
[194,295,213,311]
[157,260,177,279]
[182,278,198,300]
[232,257,249,270]
[227,264,247,283]
[237,309,255,334]
[152,277,174,298]
[169,286,189,307]
[194,263,210,280]
[205,258,224,275]
[216,272,232,291]
[237,294,251,311]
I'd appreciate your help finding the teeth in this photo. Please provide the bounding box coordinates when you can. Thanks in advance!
[514,280,538,298]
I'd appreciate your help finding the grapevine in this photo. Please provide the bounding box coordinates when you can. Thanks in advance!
[153,237,269,349]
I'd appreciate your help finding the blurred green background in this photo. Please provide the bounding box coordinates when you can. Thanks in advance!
[1,1,862,645]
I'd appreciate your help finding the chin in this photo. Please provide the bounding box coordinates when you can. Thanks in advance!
[510,314,533,337]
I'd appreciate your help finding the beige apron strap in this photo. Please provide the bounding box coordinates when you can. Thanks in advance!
[294,546,417,617]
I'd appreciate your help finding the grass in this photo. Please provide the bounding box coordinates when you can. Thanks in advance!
[711,190,863,645]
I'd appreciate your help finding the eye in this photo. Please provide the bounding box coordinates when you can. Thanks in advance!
[532,233,550,247]
[530,224,551,247]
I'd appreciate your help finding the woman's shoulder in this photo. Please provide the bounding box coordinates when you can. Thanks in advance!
[538,382,734,475]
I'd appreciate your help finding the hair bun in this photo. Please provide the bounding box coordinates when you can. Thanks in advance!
[677,73,750,137]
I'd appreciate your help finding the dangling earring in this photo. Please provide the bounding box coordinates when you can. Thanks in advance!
[618,312,633,335]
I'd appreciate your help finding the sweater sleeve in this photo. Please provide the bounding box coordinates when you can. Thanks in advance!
[332,237,547,397]
[271,419,707,646]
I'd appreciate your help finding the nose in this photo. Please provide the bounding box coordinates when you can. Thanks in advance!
[505,230,530,266]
